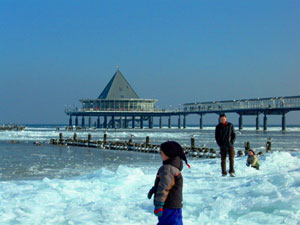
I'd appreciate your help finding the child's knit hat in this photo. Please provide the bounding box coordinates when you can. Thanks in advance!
[160,141,190,168]
[248,149,256,155]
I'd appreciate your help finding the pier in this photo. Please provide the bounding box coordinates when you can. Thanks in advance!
[64,70,300,131]
[183,95,300,131]
[66,96,300,131]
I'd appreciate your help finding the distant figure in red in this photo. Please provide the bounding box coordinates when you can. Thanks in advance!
[215,113,236,177]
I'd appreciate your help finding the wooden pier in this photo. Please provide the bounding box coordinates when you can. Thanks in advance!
[65,95,300,131]
[64,70,300,131]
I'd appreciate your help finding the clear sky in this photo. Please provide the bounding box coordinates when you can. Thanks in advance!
[1,0,299,125]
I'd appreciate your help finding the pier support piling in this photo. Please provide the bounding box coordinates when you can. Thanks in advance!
[125,116,128,129]
[81,116,85,128]
[159,116,162,129]
[239,114,243,130]
[75,116,78,127]
[200,114,203,129]
[282,113,286,131]
[256,114,260,130]
[150,116,154,129]
[178,115,181,129]
[89,117,92,128]
[112,116,115,129]
[104,116,107,129]
[183,115,186,129]
[97,117,100,128]
[140,116,144,129]
[69,116,72,126]
[264,114,267,131]
[168,116,171,129]
[149,117,153,129]
[132,116,135,129]
[119,117,123,129]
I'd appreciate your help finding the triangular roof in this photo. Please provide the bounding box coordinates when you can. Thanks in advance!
[98,70,139,99]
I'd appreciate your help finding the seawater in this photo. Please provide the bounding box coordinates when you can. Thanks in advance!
[0,125,300,224]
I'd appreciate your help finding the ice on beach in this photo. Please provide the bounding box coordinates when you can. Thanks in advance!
[1,151,300,225]
[2,125,300,143]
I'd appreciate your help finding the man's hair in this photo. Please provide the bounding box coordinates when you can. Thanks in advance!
[219,113,226,118]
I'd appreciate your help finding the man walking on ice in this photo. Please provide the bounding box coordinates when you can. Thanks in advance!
[215,113,236,177]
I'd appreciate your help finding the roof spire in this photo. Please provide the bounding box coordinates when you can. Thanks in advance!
[98,70,139,99]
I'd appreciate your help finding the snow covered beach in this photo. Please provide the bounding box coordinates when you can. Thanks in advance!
[0,126,300,224]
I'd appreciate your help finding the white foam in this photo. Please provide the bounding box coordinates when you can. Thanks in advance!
[1,151,300,224]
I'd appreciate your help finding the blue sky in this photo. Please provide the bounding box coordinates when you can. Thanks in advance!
[1,0,299,125]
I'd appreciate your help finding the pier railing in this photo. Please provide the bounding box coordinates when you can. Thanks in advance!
[64,107,174,114]
[183,96,300,112]
[66,95,300,114]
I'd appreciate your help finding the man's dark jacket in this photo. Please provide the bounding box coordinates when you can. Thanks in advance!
[215,122,236,149]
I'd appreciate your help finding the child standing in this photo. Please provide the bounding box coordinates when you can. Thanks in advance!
[246,149,260,170]
[147,141,190,225]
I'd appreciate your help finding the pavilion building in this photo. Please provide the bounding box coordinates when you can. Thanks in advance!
[79,69,157,112]
[65,70,161,129]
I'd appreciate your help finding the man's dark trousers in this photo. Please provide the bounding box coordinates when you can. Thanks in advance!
[220,147,235,175]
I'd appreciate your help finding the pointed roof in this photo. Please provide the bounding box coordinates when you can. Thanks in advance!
[98,70,139,99]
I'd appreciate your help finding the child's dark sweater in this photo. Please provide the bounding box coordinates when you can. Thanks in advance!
[153,156,183,208]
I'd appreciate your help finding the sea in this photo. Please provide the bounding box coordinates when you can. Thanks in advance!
[0,124,300,225]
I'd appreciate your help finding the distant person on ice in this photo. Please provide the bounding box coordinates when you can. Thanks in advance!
[246,149,260,170]
[147,141,190,225]
[215,113,236,177]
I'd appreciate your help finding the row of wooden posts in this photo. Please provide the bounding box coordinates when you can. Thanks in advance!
[50,133,271,158]
[0,124,25,131]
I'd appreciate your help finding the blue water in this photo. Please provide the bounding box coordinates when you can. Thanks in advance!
[0,125,300,224]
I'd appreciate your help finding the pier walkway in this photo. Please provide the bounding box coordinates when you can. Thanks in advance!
[65,95,300,131]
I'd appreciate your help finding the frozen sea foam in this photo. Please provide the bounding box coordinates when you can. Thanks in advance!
[1,151,300,225]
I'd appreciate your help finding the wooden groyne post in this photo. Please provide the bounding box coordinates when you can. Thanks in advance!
[191,136,195,150]
[73,133,77,141]
[104,132,107,144]
[146,136,150,146]
[266,138,272,152]
[244,141,250,154]
[59,133,63,144]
